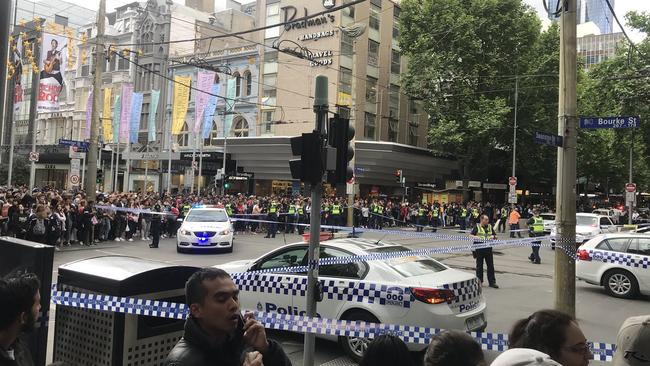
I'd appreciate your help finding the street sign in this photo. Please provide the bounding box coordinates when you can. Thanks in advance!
[58,139,89,151]
[626,191,636,204]
[534,131,564,147]
[28,152,39,162]
[509,176,517,186]
[69,175,80,186]
[69,147,86,159]
[508,192,517,204]
[579,116,640,129]
[625,183,636,193]
[192,161,198,170]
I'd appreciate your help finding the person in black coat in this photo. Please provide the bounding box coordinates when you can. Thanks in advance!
[149,202,162,249]
[26,205,51,244]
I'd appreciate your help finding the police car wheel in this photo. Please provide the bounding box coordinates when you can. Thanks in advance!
[339,310,378,362]
[604,270,639,299]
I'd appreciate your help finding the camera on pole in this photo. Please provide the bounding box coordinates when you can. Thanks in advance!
[326,115,355,184]
[289,132,324,184]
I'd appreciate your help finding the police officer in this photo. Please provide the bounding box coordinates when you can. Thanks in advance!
[459,205,468,231]
[416,204,427,232]
[265,200,278,238]
[149,202,162,249]
[470,214,499,289]
[330,200,342,232]
[297,201,306,235]
[431,204,440,232]
[286,200,296,234]
[469,206,480,228]
[527,209,544,264]
[498,205,508,233]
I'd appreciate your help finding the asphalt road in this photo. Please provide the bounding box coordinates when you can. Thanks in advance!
[44,227,649,365]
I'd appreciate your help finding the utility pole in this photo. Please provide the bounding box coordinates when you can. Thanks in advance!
[0,0,12,171]
[512,76,518,178]
[554,0,577,317]
[628,134,633,225]
[303,75,327,366]
[84,0,106,196]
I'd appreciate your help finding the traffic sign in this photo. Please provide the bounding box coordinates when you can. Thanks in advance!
[508,192,517,204]
[534,131,563,147]
[29,152,39,162]
[509,176,517,186]
[69,174,80,186]
[579,116,640,129]
[625,183,636,193]
[58,139,89,151]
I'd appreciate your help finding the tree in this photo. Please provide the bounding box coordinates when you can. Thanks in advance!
[400,0,541,190]
[0,155,30,186]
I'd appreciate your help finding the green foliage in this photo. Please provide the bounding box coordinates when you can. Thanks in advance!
[0,155,30,186]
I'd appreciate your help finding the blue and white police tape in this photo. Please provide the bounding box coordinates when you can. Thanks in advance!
[49,288,616,362]
[95,204,172,216]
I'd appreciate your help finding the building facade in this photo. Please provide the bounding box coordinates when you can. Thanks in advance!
[577,32,625,69]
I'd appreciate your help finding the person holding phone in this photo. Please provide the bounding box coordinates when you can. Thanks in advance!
[164,268,292,366]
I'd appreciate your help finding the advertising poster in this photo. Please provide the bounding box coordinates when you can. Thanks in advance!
[37,34,67,112]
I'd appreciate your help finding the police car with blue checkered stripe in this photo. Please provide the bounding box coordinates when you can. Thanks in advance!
[176,206,234,253]
[217,238,487,361]
[577,233,650,299]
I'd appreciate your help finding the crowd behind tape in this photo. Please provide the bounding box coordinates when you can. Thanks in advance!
[49,288,616,362]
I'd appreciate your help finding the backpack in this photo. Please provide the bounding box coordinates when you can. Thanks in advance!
[33,218,46,236]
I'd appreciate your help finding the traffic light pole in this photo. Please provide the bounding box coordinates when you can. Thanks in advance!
[554,0,577,317]
[303,75,328,366]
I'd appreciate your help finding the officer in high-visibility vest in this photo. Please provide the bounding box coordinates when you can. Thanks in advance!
[370,200,379,229]
[416,204,427,232]
[498,205,508,233]
[331,200,342,231]
[321,200,330,230]
[460,206,468,230]
[286,200,297,234]
[469,206,480,227]
[375,201,384,230]
[297,201,306,235]
[265,200,278,238]
[470,214,499,288]
[527,209,544,264]
[225,202,233,216]
[431,204,440,232]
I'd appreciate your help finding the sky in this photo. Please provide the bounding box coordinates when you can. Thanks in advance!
[33,0,650,42]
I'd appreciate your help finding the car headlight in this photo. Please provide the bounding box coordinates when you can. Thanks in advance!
[219,229,231,235]
[179,229,192,236]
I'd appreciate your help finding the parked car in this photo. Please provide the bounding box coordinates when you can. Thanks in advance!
[550,213,617,245]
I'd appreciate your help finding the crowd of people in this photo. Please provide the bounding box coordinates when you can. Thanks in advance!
[1,270,647,366]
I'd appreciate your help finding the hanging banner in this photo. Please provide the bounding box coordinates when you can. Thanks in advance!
[112,95,121,144]
[11,35,23,114]
[224,78,237,137]
[37,33,68,112]
[129,92,143,143]
[172,75,191,135]
[102,88,113,142]
[148,89,160,142]
[84,90,93,139]
[119,84,133,142]
[194,71,215,133]
[202,84,221,139]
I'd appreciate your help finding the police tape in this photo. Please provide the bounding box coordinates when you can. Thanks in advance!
[49,288,616,362]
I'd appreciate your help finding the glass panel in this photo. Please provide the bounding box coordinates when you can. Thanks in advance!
[258,248,308,270]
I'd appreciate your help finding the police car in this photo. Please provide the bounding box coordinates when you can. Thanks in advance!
[576,233,650,299]
[217,238,487,361]
[550,213,616,245]
[176,206,234,253]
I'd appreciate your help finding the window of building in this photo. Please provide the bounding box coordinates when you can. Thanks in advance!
[341,33,354,57]
[339,67,352,95]
[262,110,274,133]
[204,121,218,146]
[265,3,281,39]
[54,14,68,27]
[369,4,380,31]
[231,116,249,137]
[391,49,401,74]
[409,98,419,115]
[232,72,241,96]
[368,40,379,67]
[388,118,398,142]
[264,50,278,74]
[366,76,378,113]
[343,0,355,18]
[118,53,130,70]
[393,25,399,40]
[177,122,189,146]
[262,73,277,105]
[80,48,90,76]
[244,71,252,96]
[364,112,376,139]
[408,122,418,146]
[389,84,399,118]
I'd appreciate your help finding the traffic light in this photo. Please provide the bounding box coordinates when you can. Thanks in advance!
[289,132,324,184]
[395,170,402,183]
[327,115,355,184]
[96,169,103,184]
[224,182,231,189]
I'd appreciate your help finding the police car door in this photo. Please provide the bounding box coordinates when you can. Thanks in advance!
[627,238,650,290]
[244,245,308,316]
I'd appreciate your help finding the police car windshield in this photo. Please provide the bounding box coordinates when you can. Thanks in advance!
[185,209,228,222]
[368,246,447,277]
[576,216,598,226]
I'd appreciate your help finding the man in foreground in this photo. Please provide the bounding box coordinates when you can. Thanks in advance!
[0,272,41,366]
[165,268,292,366]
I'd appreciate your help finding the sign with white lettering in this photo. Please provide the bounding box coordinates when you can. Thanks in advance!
[579,116,640,129]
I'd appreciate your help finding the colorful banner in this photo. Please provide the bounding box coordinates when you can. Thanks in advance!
[119,84,133,142]
[148,90,160,142]
[202,84,221,139]
[112,95,121,144]
[194,71,215,133]
[172,75,191,135]
[85,90,93,139]
[37,33,68,112]
[102,88,113,142]
[11,35,23,114]
[129,92,143,144]
[224,78,237,137]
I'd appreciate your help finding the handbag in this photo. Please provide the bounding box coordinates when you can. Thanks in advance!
[91,216,98,226]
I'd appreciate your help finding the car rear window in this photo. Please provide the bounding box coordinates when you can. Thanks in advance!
[369,246,447,277]
[596,238,630,253]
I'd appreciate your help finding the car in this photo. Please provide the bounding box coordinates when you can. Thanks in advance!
[576,234,650,299]
[217,238,487,361]
[592,208,621,224]
[540,212,556,234]
[176,206,234,253]
[550,213,616,245]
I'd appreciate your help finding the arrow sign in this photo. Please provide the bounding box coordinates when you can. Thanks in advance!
[579,116,640,129]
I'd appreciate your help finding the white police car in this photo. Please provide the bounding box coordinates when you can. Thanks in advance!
[550,213,616,245]
[176,206,234,253]
[576,233,650,299]
[217,238,487,361]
